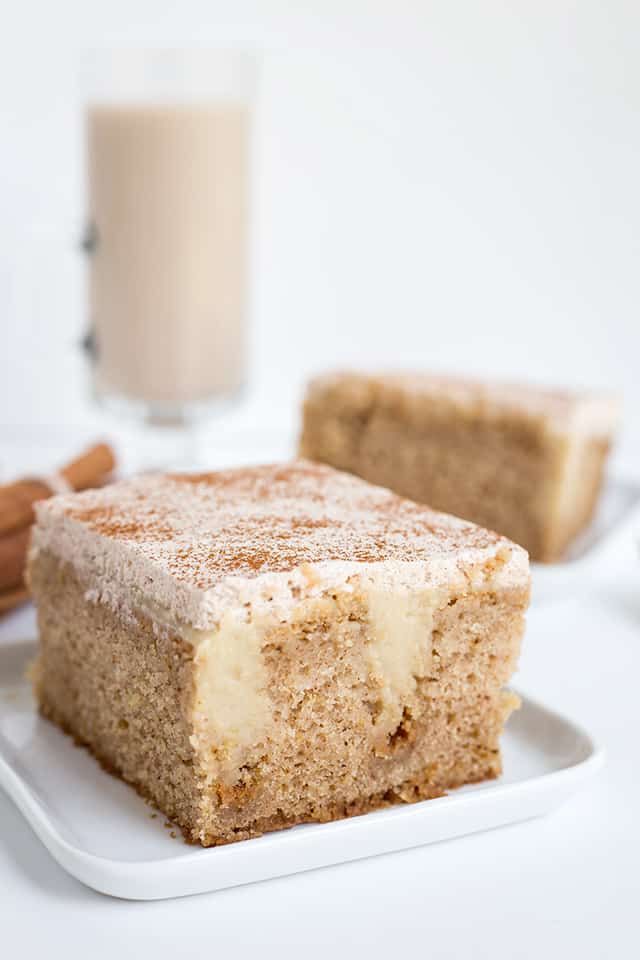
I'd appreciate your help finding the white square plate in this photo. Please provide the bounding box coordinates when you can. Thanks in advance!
[0,636,602,901]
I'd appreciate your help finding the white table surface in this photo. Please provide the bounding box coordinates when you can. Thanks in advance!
[1,461,638,958]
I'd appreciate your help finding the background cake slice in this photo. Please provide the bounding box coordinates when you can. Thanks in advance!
[28,462,529,846]
[300,372,619,562]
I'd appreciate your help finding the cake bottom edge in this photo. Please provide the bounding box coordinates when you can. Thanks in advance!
[36,694,504,848]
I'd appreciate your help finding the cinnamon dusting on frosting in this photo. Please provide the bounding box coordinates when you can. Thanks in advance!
[63,462,504,582]
[31,461,530,630]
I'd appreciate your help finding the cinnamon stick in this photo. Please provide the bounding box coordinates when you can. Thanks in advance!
[0,442,116,605]
[60,442,116,494]
[0,443,116,537]
[0,479,51,536]
[0,584,29,617]
[0,528,31,592]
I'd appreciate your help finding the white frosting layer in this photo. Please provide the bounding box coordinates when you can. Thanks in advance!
[30,462,529,631]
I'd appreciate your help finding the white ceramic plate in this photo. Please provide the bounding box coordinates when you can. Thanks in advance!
[0,638,603,901]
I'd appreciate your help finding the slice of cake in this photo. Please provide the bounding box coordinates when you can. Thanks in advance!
[28,462,529,846]
[300,372,619,563]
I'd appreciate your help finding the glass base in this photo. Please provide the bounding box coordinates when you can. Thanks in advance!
[93,382,245,428]
[92,384,246,472]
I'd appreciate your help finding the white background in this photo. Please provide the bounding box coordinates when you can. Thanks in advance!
[1,3,639,956]
[1,1,639,464]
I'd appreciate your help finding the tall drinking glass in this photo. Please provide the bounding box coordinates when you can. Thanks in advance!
[80,51,255,446]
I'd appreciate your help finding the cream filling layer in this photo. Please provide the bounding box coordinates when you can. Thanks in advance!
[188,613,272,780]
[365,583,440,736]
[139,585,442,777]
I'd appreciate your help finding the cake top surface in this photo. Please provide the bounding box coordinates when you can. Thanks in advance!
[307,371,620,437]
[32,461,528,629]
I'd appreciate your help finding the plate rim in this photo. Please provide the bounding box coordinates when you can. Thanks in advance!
[0,689,605,899]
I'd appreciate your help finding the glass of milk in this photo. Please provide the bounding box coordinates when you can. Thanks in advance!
[80,51,254,439]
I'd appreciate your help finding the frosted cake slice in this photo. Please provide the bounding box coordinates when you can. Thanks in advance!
[28,462,529,846]
[300,372,619,562]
